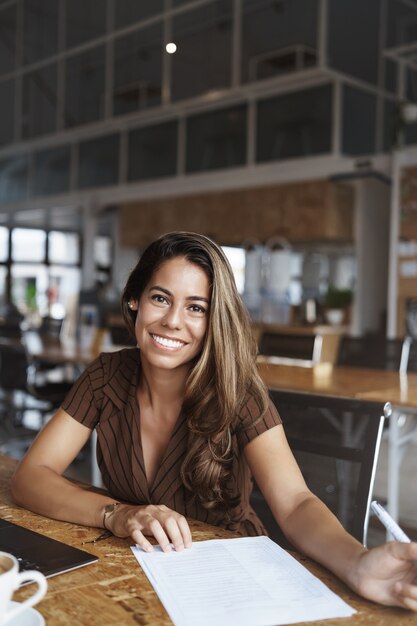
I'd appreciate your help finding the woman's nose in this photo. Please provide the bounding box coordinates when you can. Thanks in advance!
[162,305,183,329]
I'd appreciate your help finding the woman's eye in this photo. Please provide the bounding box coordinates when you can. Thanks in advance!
[189,304,206,314]
[151,294,168,304]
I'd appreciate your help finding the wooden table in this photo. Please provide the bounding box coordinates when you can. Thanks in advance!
[2,456,415,625]
[257,358,417,522]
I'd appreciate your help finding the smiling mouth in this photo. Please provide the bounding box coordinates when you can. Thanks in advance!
[150,334,187,350]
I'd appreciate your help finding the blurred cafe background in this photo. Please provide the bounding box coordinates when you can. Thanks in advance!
[1,0,417,544]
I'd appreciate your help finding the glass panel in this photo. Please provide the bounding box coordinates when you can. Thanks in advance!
[0,79,14,146]
[242,0,318,83]
[113,24,162,116]
[0,266,6,300]
[256,85,332,162]
[186,105,247,172]
[23,0,58,64]
[95,236,112,267]
[0,225,8,261]
[385,59,397,94]
[387,0,417,47]
[0,155,29,203]
[48,265,81,320]
[65,45,105,128]
[404,69,417,145]
[114,0,164,29]
[49,231,80,265]
[11,263,48,317]
[22,63,57,139]
[65,0,107,49]
[0,5,17,75]
[11,228,46,262]
[342,86,376,155]
[33,145,71,196]
[328,0,380,85]
[383,99,398,151]
[128,121,177,181]
[222,246,245,293]
[78,133,120,189]
[171,0,233,101]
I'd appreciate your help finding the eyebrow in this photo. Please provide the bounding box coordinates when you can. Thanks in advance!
[150,285,210,304]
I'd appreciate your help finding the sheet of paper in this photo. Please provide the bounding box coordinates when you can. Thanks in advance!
[131,536,355,626]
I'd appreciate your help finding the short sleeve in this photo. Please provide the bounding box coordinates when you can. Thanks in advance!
[235,395,282,450]
[61,356,103,429]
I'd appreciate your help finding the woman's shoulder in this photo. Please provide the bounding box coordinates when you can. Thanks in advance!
[85,347,139,386]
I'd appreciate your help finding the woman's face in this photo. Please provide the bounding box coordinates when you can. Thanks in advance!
[132,256,210,372]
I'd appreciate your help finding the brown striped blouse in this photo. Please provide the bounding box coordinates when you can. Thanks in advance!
[61,348,282,536]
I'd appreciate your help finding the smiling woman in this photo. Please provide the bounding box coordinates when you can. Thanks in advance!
[10,232,417,613]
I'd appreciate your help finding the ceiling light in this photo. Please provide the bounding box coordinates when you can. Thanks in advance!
[166,43,177,54]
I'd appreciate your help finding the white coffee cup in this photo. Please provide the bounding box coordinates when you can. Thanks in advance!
[0,551,47,625]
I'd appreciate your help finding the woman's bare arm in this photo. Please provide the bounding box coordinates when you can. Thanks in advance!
[11,410,117,528]
[11,410,192,552]
[245,424,417,610]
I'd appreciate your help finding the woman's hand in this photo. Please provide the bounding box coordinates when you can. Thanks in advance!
[106,503,193,553]
[354,541,417,610]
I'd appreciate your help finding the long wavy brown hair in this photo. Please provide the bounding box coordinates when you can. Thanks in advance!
[121,232,269,512]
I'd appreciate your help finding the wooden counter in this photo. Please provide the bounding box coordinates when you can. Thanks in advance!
[2,455,416,625]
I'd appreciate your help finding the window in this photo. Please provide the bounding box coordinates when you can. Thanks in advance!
[114,0,164,30]
[222,246,245,293]
[65,0,107,49]
[128,121,178,181]
[242,0,318,83]
[342,86,376,155]
[186,105,247,172]
[65,45,105,128]
[11,228,46,262]
[11,263,48,316]
[113,24,163,116]
[33,146,71,196]
[0,155,29,203]
[23,0,58,65]
[0,5,16,75]
[0,226,8,262]
[22,63,57,139]
[383,99,398,152]
[171,0,233,101]
[387,0,417,48]
[328,0,380,85]
[0,266,6,299]
[48,231,80,265]
[78,134,120,189]
[256,85,332,162]
[0,79,14,146]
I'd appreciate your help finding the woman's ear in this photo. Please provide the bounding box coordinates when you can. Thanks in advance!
[128,299,138,311]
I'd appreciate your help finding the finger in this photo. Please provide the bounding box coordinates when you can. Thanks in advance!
[164,517,186,551]
[177,516,193,548]
[148,519,172,552]
[132,528,154,553]
[389,540,417,562]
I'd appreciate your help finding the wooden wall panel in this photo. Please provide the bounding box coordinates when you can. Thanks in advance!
[119,180,354,248]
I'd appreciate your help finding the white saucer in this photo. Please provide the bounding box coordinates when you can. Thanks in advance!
[4,601,45,626]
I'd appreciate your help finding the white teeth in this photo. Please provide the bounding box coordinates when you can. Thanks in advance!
[151,334,185,349]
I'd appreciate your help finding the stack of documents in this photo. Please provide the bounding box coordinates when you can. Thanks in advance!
[132,536,355,626]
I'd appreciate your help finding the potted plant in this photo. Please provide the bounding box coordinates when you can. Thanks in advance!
[323,286,353,325]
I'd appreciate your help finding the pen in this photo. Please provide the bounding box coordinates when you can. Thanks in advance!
[371,500,411,543]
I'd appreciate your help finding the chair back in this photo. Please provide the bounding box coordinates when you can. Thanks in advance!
[258,332,322,365]
[0,339,29,392]
[250,390,390,546]
[400,336,417,373]
[336,334,404,370]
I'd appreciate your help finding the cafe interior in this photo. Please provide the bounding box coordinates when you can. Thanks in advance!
[1,0,417,623]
